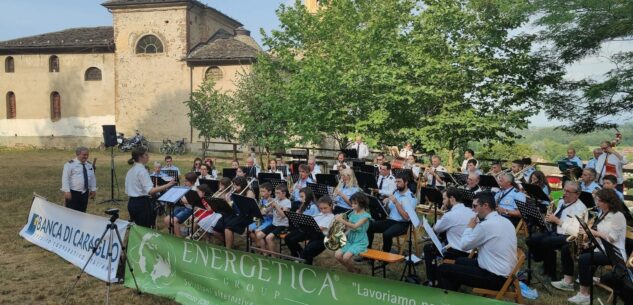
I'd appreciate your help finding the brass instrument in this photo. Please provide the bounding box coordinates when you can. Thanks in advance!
[566,208,598,259]
[513,165,534,181]
[545,201,557,232]
[237,178,256,196]
[324,210,352,251]
[213,183,233,198]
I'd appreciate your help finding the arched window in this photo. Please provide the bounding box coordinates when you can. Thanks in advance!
[85,67,102,81]
[50,92,61,121]
[49,55,59,72]
[6,92,16,119]
[5,57,14,73]
[205,66,223,82]
[136,35,164,54]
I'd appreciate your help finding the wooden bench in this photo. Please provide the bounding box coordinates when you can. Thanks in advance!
[360,249,405,278]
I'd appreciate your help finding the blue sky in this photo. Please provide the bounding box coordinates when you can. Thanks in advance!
[1,0,630,127]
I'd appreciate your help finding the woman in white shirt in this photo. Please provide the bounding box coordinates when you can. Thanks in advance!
[125,147,175,228]
[553,189,627,304]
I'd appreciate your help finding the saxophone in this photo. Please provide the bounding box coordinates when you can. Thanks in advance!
[545,201,557,232]
[324,210,351,251]
[566,209,597,260]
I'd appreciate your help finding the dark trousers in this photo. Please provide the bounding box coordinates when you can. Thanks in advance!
[128,196,156,228]
[562,247,610,286]
[601,268,633,305]
[367,220,409,252]
[285,230,326,265]
[526,231,568,278]
[66,190,89,212]
[438,257,507,291]
[423,243,469,284]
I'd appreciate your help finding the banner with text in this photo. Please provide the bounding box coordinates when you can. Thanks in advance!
[19,196,129,282]
[125,225,513,305]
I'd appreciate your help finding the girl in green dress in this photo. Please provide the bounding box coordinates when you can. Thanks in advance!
[334,192,371,273]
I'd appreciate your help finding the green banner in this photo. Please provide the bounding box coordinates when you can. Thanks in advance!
[125,225,514,305]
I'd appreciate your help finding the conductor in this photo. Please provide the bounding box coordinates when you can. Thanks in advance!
[61,147,97,212]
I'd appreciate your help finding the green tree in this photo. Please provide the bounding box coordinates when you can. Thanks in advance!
[533,0,633,133]
[184,81,236,143]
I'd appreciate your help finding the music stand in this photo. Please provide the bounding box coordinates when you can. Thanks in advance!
[577,215,605,305]
[329,169,339,176]
[451,173,468,186]
[258,172,282,184]
[342,149,358,159]
[284,211,322,236]
[479,175,499,189]
[356,171,378,193]
[360,164,379,177]
[368,195,388,221]
[436,171,456,186]
[516,199,547,284]
[579,192,597,209]
[454,188,475,208]
[602,239,633,305]
[231,194,262,252]
[198,179,219,194]
[161,170,179,184]
[316,174,338,187]
[307,182,330,201]
[157,186,190,235]
[223,168,237,179]
[204,196,233,215]
[184,190,205,237]
[420,187,443,223]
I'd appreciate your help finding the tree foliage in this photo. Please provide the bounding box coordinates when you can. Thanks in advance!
[533,0,633,133]
[184,81,236,142]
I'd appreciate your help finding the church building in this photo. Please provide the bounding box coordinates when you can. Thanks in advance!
[0,0,260,148]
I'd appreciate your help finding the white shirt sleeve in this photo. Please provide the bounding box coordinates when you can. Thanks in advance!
[61,163,71,192]
[460,224,491,252]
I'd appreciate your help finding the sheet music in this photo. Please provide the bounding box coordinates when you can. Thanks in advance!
[157,186,190,203]
[423,216,444,257]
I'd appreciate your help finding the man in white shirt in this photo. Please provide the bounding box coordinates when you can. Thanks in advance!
[372,162,396,198]
[308,156,321,180]
[349,136,369,160]
[423,187,476,286]
[460,149,477,173]
[595,141,628,192]
[525,181,587,279]
[245,157,261,178]
[424,155,447,189]
[437,191,517,291]
[565,148,584,168]
[61,147,97,212]
[586,148,602,169]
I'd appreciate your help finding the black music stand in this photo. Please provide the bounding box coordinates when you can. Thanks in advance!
[356,171,378,193]
[342,149,358,159]
[204,196,233,215]
[157,186,190,235]
[232,194,262,252]
[316,174,338,187]
[420,187,443,224]
[258,172,282,184]
[360,164,379,177]
[523,184,550,212]
[516,199,547,285]
[451,173,468,186]
[579,192,597,209]
[368,195,388,221]
[436,171,456,186]
[479,175,499,190]
[329,169,339,176]
[223,168,237,179]
[161,170,179,184]
[307,182,330,200]
[399,221,419,283]
[454,188,475,208]
[577,215,605,305]
[184,190,205,237]
[284,211,322,236]
[198,179,219,193]
[602,239,633,305]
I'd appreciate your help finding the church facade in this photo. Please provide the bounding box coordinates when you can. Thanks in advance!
[0,0,260,148]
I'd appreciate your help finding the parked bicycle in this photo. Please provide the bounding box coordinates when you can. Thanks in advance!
[159,138,186,155]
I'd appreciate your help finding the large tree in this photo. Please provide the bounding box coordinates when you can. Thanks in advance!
[533,0,633,133]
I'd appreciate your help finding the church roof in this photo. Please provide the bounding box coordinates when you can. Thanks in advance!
[102,0,242,28]
[187,29,261,65]
[0,27,114,54]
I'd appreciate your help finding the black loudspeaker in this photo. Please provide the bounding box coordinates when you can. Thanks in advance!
[102,125,117,148]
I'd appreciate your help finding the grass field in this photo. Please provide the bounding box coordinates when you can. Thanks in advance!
[0,148,616,304]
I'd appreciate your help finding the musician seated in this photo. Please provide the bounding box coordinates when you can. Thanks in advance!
[553,189,626,305]
[488,161,503,177]
[150,161,170,180]
[291,164,314,204]
[308,156,321,179]
[600,267,633,305]
[603,175,625,203]
[192,157,202,173]
[437,192,517,292]
[285,196,336,265]
[373,153,386,166]
[194,164,214,187]
[162,155,181,176]
[424,155,447,189]
[462,159,482,175]
[367,172,419,253]
[405,155,421,179]
[460,149,478,173]
[236,166,248,178]
[267,159,285,179]
[372,162,396,198]
[213,176,256,249]
[249,183,274,240]
[423,187,476,287]
[399,143,414,159]
[297,187,319,216]
[192,184,223,237]
[510,159,524,182]
[586,148,603,169]
[565,148,584,168]
[494,173,526,225]
[529,170,551,208]
[331,168,361,214]
[231,159,239,169]
[522,158,535,182]
[256,184,291,255]
[163,172,197,237]
[579,168,601,193]
[466,173,482,194]
[332,151,348,171]
[245,157,260,177]
[526,181,587,279]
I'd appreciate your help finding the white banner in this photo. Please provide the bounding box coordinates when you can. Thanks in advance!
[19,196,129,282]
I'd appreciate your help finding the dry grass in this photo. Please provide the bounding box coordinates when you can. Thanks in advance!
[0,148,614,304]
